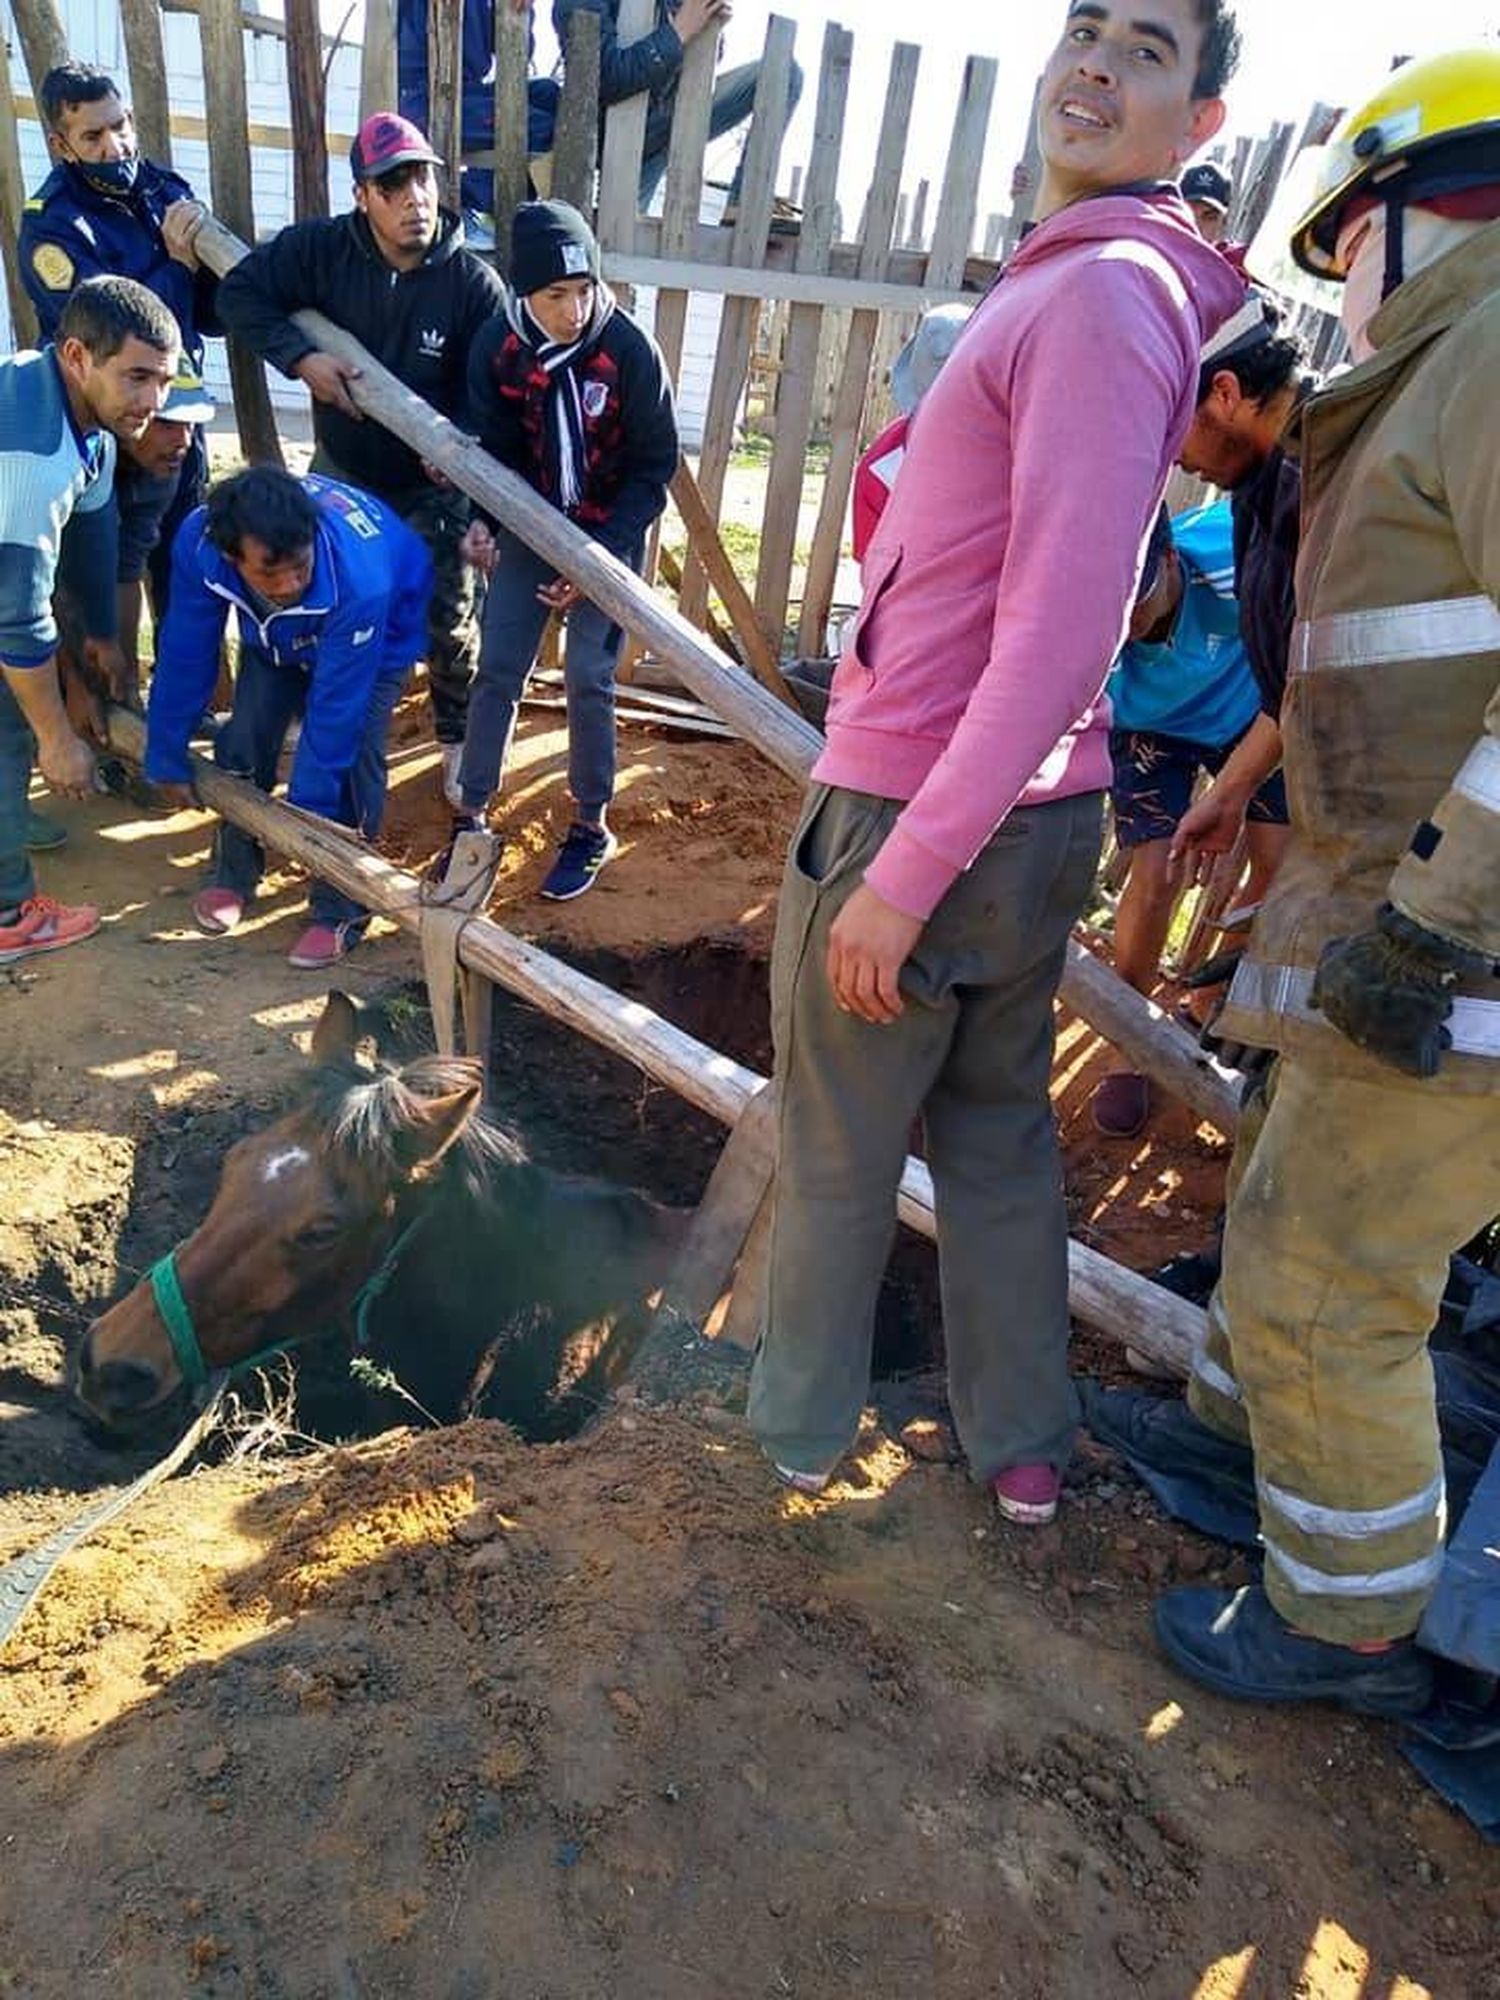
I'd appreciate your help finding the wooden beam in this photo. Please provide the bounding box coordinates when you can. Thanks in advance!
[670,462,795,704]
[595,0,654,253]
[285,0,331,221]
[426,0,463,212]
[650,15,718,382]
[120,0,173,166]
[601,254,977,316]
[189,210,1242,1137]
[5,0,67,97]
[104,703,1206,1378]
[923,54,996,287]
[551,5,601,213]
[358,0,397,121]
[195,0,283,466]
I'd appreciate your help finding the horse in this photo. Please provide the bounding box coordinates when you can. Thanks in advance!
[74,992,688,1439]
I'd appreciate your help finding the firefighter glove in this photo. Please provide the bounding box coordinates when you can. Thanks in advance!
[1311,903,1485,1079]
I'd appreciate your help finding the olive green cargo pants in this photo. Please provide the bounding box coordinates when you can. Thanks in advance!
[1188,1055,1500,1644]
[748,783,1103,1484]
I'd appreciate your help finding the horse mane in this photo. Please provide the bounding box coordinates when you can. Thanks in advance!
[304,1054,526,1196]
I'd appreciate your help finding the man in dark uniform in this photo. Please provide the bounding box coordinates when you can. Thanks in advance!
[20,63,217,627]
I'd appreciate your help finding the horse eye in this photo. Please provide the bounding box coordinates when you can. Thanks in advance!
[294,1218,348,1250]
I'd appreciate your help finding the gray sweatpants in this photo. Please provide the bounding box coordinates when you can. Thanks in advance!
[748,783,1103,1483]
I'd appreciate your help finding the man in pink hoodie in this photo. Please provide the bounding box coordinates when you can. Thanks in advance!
[750,0,1246,1518]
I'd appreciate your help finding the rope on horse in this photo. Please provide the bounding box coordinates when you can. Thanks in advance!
[0,1378,228,1652]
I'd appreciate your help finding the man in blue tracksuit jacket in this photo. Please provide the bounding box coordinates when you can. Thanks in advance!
[146,468,432,970]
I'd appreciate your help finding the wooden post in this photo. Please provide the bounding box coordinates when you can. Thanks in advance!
[426,0,463,212]
[196,0,284,466]
[490,0,531,272]
[595,0,655,253]
[1000,80,1042,259]
[655,1083,778,1334]
[359,0,398,123]
[105,704,1208,1378]
[119,0,173,166]
[650,16,718,382]
[677,14,798,629]
[6,0,67,98]
[189,209,1244,1136]
[1235,120,1295,246]
[752,21,852,652]
[285,0,332,221]
[670,462,794,702]
[551,5,601,213]
[0,32,38,351]
[907,177,929,249]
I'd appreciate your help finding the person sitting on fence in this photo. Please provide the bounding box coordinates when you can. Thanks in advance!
[1179,159,1232,243]
[217,112,506,810]
[553,0,802,210]
[1092,500,1289,1140]
[144,467,432,971]
[455,199,678,901]
[21,63,218,636]
[396,0,562,220]
[1,276,178,966]
[851,306,971,566]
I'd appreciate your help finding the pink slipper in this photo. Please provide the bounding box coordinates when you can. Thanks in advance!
[192,887,244,935]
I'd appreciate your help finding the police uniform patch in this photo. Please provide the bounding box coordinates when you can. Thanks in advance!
[31,242,75,290]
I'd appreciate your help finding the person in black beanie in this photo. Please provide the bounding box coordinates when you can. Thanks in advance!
[457,199,679,900]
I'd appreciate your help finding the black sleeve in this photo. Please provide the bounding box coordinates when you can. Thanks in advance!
[591,323,679,561]
[553,0,683,107]
[457,252,509,351]
[465,317,529,530]
[215,221,343,378]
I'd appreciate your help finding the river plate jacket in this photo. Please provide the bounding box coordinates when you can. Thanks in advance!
[1217,220,1500,1092]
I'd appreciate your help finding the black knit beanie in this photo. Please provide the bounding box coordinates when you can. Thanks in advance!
[509,199,600,297]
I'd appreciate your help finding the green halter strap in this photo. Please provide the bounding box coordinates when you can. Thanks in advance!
[148,1250,297,1389]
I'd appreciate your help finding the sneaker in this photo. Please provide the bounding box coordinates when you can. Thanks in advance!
[287,921,357,971]
[992,1462,1061,1525]
[440,742,466,811]
[25,809,67,852]
[0,895,100,965]
[539,822,618,901]
[1154,1584,1435,1717]
[192,886,244,936]
[1078,1383,1256,1502]
[774,1462,831,1495]
[1091,1070,1151,1138]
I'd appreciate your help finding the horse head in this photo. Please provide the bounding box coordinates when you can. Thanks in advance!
[74,993,487,1433]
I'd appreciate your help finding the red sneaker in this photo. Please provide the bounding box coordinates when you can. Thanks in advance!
[0,895,101,965]
[992,1463,1061,1526]
[192,886,244,935]
[287,921,357,970]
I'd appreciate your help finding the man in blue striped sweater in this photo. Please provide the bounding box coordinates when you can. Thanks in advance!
[0,276,177,965]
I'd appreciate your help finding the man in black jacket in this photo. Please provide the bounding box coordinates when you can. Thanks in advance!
[216,112,505,800]
[553,0,801,207]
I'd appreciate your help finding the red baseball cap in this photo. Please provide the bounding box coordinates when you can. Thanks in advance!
[350,112,440,182]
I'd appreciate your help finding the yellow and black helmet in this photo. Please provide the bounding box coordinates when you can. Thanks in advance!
[1291,47,1500,277]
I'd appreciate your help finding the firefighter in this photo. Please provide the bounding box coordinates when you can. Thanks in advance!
[1091,47,1500,1715]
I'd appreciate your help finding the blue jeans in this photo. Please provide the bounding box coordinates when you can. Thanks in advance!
[209,647,406,931]
[640,57,803,206]
[458,525,635,819]
[0,676,37,912]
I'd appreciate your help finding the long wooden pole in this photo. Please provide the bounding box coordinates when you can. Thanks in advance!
[104,707,1204,1378]
[0,31,38,351]
[284,0,331,221]
[119,0,173,166]
[188,212,1241,1137]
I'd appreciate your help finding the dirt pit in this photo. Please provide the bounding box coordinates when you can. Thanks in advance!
[2,706,1497,1997]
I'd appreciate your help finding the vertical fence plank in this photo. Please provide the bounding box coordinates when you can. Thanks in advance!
[0,31,38,349]
[489,0,530,271]
[595,0,654,253]
[650,21,718,379]
[119,0,172,165]
[197,0,283,464]
[678,13,798,629]
[359,0,397,121]
[427,0,463,211]
[1234,120,1294,245]
[751,21,851,650]
[924,55,995,285]
[285,0,331,220]
[795,39,918,657]
[1000,79,1041,257]
[551,6,601,213]
[907,176,929,249]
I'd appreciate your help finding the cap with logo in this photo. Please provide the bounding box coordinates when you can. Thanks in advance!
[1181,162,1233,215]
[350,111,441,184]
[157,367,216,426]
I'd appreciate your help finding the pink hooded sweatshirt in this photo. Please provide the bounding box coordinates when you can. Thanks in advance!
[817,192,1245,920]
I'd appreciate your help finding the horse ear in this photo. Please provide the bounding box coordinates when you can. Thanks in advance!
[396,1083,483,1180]
[310,990,362,1067]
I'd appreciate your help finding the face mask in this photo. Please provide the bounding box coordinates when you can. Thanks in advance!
[71,153,140,196]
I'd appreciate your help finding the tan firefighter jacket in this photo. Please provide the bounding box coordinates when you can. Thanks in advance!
[1218,219,1500,1093]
